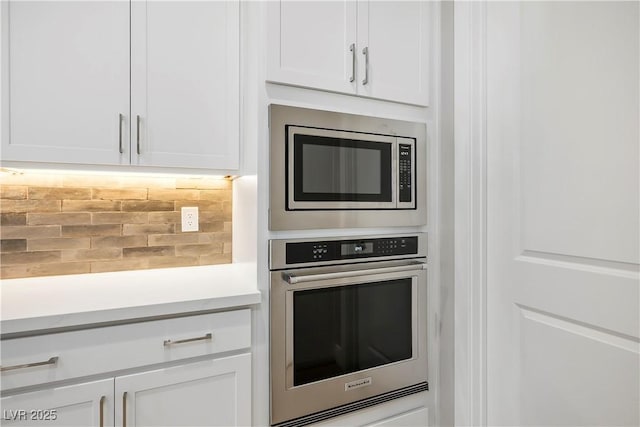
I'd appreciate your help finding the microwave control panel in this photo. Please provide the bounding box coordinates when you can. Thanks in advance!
[285,236,418,264]
[398,143,413,203]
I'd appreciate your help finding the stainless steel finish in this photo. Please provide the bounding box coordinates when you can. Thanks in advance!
[362,46,369,85]
[0,356,58,372]
[282,260,426,284]
[349,43,356,83]
[136,115,141,155]
[122,392,127,427]
[118,113,124,154]
[286,126,397,211]
[269,104,427,231]
[163,333,212,346]
[99,396,105,427]
[269,233,427,270]
[397,136,417,210]
[270,257,428,425]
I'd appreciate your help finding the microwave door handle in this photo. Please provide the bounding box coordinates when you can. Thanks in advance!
[282,262,426,285]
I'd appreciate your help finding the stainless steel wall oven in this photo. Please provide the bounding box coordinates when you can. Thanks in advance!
[269,105,427,230]
[270,234,428,427]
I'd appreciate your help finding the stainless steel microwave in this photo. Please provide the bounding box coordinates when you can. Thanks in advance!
[269,105,427,230]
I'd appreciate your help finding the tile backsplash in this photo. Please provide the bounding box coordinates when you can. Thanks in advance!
[0,171,232,279]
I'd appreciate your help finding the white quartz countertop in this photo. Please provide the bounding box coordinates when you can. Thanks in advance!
[0,263,261,336]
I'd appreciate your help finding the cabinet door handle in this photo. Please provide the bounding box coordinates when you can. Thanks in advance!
[163,333,212,347]
[362,47,369,85]
[122,392,128,427]
[349,43,356,83]
[99,396,105,427]
[118,113,124,154]
[136,115,141,155]
[0,356,58,372]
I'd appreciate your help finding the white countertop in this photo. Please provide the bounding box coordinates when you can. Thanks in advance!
[0,263,261,336]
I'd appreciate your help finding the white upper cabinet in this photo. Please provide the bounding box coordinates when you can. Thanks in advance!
[1,1,130,165]
[1,1,240,171]
[131,1,239,170]
[267,0,430,106]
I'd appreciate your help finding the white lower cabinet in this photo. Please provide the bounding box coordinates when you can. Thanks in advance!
[0,310,252,427]
[115,354,251,427]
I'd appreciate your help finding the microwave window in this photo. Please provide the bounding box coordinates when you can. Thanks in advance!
[292,134,392,202]
[292,279,413,387]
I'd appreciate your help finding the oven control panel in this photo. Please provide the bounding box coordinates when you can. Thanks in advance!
[285,236,418,264]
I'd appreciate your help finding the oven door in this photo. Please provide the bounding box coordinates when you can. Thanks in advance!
[287,126,397,210]
[270,260,428,426]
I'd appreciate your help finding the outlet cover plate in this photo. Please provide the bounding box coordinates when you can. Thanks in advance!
[181,207,199,232]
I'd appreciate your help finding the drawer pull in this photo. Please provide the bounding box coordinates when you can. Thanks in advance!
[122,392,127,427]
[0,356,59,372]
[163,333,212,347]
[99,396,105,427]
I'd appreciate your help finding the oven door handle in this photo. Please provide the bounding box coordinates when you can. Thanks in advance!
[282,261,426,285]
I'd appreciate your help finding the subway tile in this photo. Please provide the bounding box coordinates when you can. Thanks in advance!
[62,248,122,262]
[199,253,232,265]
[62,224,121,237]
[62,175,121,188]
[0,186,27,200]
[148,233,199,246]
[1,213,27,225]
[91,259,149,273]
[199,190,232,202]
[199,211,227,222]
[148,212,181,224]
[1,174,63,187]
[222,201,232,220]
[1,250,61,265]
[176,177,231,190]
[122,200,174,212]
[198,232,231,243]
[148,188,200,201]
[92,235,147,248]
[62,200,122,212]
[29,187,92,200]
[223,242,232,254]
[147,256,200,269]
[29,238,91,251]
[200,222,225,233]
[1,239,27,253]
[1,225,61,239]
[92,188,147,200]
[28,213,91,226]
[123,246,175,258]
[123,224,174,235]
[223,222,232,232]
[1,200,61,213]
[92,212,148,225]
[175,243,223,257]
[175,200,221,211]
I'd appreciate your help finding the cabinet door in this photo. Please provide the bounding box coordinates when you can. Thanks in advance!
[1,1,130,165]
[130,0,239,170]
[0,379,113,426]
[115,353,251,427]
[267,0,357,95]
[357,1,430,106]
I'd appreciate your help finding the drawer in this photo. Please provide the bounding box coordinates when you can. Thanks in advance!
[1,309,251,391]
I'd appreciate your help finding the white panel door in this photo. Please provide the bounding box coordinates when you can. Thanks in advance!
[486,2,639,426]
[1,1,130,165]
[266,0,357,95]
[0,379,113,426]
[131,0,239,170]
[115,354,251,427]
[357,1,430,106]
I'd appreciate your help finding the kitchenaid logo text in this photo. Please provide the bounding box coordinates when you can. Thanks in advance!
[345,377,372,391]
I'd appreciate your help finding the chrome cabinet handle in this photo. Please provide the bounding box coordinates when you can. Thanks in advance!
[0,356,59,372]
[136,115,141,155]
[349,43,356,83]
[122,392,127,427]
[99,396,105,427]
[362,46,369,85]
[118,113,124,154]
[283,262,426,285]
[163,333,212,347]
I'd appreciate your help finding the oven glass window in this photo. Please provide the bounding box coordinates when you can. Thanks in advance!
[292,133,392,202]
[293,279,412,386]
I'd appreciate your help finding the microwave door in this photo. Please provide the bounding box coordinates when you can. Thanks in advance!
[287,126,396,210]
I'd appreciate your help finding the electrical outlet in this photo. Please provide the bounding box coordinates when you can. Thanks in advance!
[181,207,199,232]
